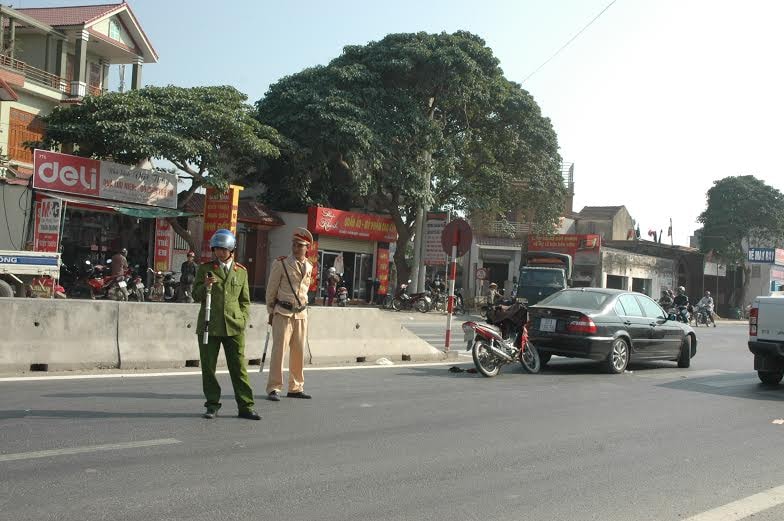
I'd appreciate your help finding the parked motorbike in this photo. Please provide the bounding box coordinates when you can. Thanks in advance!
[128,265,146,302]
[86,262,128,301]
[391,280,431,313]
[462,301,541,377]
[336,283,349,307]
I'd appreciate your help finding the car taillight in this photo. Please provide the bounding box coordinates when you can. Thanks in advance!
[750,306,758,337]
[567,315,597,335]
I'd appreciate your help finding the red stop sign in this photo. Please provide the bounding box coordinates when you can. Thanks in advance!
[441,219,473,258]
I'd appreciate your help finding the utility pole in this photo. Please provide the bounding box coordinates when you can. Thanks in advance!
[410,207,424,292]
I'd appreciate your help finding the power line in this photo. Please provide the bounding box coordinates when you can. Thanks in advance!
[522,0,618,84]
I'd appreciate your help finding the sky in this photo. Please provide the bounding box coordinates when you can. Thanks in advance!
[15,0,784,246]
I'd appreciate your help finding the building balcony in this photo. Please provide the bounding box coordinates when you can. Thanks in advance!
[482,221,531,238]
[0,54,67,93]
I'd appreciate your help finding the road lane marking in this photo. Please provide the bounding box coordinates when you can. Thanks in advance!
[0,438,181,463]
[0,361,470,382]
[683,484,784,520]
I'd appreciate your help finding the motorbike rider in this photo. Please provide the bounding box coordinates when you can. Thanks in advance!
[111,247,129,277]
[673,286,690,322]
[659,289,674,309]
[179,251,198,302]
[696,291,716,326]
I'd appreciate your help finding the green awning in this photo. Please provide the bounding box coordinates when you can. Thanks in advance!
[114,206,193,218]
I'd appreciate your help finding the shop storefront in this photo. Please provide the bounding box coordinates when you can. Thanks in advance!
[306,206,398,302]
[29,150,185,275]
[746,248,784,304]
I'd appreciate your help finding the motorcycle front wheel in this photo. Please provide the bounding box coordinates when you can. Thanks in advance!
[472,338,501,377]
[520,341,542,374]
[391,297,403,311]
[415,299,429,313]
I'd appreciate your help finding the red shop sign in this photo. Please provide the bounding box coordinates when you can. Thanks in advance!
[307,207,398,242]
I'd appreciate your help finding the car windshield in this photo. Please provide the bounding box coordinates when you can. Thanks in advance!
[537,290,610,310]
[521,269,565,287]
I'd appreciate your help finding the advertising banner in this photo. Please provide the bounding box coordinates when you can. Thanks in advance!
[33,150,177,208]
[308,240,319,293]
[424,212,447,266]
[201,185,243,260]
[747,248,775,263]
[154,218,173,271]
[33,196,63,252]
[376,245,390,296]
[308,206,397,242]
[528,234,601,265]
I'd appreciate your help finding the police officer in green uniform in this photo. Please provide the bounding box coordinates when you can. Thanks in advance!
[193,229,261,420]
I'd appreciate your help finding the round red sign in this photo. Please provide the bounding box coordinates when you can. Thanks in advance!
[440,219,473,258]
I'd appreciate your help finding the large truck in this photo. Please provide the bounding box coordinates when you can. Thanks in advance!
[748,296,784,385]
[516,251,572,306]
[0,250,61,297]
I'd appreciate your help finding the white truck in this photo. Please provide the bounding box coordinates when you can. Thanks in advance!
[0,250,61,297]
[748,296,784,385]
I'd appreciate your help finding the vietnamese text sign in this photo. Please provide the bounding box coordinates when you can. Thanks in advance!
[33,150,177,208]
[376,245,390,295]
[154,218,173,271]
[308,206,397,242]
[528,234,601,265]
[33,196,62,252]
[424,212,447,265]
[201,185,243,260]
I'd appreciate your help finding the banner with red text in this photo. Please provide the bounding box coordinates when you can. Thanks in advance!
[154,218,173,271]
[33,196,63,252]
[308,206,397,242]
[376,245,390,295]
[201,185,243,260]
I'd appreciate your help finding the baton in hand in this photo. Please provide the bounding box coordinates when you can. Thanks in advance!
[259,315,272,373]
[202,273,213,345]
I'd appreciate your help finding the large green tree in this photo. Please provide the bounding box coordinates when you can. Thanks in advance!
[699,175,784,265]
[256,31,564,281]
[38,85,280,251]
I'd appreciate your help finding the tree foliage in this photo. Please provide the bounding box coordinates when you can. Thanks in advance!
[698,175,784,264]
[256,31,564,279]
[38,85,280,250]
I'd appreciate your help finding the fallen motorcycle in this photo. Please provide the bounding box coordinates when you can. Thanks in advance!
[462,301,541,377]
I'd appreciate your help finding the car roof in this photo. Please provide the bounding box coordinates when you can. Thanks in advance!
[558,287,627,295]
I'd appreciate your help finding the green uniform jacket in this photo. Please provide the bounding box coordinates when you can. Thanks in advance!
[193,260,250,337]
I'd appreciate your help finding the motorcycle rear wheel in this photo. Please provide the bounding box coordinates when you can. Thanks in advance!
[415,299,429,313]
[391,297,403,311]
[520,341,542,374]
[472,338,501,377]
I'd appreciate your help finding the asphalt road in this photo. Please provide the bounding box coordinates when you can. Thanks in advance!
[3,318,784,521]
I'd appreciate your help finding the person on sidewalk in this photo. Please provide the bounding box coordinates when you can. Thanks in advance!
[193,229,261,421]
[265,227,314,402]
[325,267,340,306]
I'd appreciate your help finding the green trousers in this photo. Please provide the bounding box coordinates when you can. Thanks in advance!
[199,333,255,412]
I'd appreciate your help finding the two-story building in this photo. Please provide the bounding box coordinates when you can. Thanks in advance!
[0,2,158,259]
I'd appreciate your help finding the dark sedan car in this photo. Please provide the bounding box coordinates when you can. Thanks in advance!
[528,288,696,374]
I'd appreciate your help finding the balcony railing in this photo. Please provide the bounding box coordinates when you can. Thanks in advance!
[0,54,68,93]
[483,221,531,237]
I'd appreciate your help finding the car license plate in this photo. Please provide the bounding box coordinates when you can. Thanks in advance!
[539,318,557,332]
[117,280,127,288]
[136,283,144,289]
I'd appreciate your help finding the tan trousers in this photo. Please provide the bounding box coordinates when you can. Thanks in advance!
[266,313,307,394]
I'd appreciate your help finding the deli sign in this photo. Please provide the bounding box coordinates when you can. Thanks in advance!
[32,150,177,209]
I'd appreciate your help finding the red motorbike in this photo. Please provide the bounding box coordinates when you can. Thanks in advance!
[86,263,129,301]
[462,301,541,377]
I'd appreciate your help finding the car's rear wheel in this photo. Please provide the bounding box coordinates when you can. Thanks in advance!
[606,338,629,374]
[758,371,783,386]
[677,335,692,368]
[538,352,552,368]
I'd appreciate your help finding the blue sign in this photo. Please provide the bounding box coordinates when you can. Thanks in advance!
[0,255,59,266]
[748,248,776,263]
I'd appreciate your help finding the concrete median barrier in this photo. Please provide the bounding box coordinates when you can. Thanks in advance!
[0,298,119,372]
[305,307,446,365]
[1,300,443,372]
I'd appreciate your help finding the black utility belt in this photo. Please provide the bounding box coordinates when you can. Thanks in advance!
[277,301,307,313]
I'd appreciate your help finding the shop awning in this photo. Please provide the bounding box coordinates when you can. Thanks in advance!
[37,191,195,218]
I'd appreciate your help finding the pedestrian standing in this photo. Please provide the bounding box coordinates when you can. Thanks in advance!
[193,229,260,420]
[179,251,198,302]
[265,227,314,401]
[325,267,340,306]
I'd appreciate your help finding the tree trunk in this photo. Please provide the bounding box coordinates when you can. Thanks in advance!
[168,217,198,254]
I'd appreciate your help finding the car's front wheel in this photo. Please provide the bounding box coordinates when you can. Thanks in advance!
[606,338,629,374]
[677,335,692,368]
[758,371,783,386]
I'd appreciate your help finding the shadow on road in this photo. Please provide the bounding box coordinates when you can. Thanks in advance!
[42,392,202,400]
[658,373,784,402]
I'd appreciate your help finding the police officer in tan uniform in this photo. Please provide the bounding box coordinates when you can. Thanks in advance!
[265,227,314,401]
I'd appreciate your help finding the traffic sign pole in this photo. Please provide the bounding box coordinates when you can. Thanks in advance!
[440,218,473,353]
[444,241,458,351]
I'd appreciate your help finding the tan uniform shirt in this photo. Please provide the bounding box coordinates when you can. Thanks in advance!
[266,255,313,319]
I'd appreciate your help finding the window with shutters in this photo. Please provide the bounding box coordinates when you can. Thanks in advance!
[8,109,45,164]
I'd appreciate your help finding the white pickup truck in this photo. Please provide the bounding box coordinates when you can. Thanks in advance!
[0,250,61,297]
[748,296,784,385]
